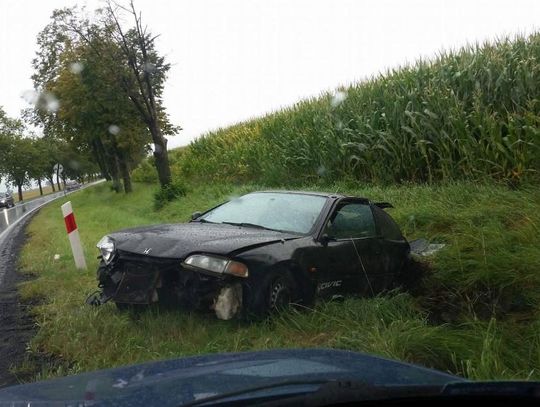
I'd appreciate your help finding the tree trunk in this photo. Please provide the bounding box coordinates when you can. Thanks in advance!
[47,176,56,192]
[92,138,112,181]
[150,123,172,186]
[17,183,23,202]
[110,154,123,193]
[38,179,43,196]
[119,158,132,194]
[56,168,62,191]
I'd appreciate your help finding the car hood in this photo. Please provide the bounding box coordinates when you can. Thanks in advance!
[109,222,300,259]
[0,349,464,406]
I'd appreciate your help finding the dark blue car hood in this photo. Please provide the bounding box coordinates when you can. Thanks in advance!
[0,349,464,406]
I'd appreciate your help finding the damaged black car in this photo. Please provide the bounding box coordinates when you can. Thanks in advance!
[87,191,411,319]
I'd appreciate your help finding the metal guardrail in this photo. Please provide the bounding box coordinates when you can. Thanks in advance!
[0,180,105,242]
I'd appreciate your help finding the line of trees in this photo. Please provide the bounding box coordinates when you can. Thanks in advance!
[0,106,98,201]
[27,1,177,194]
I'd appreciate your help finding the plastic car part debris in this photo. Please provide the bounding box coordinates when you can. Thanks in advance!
[85,290,112,306]
[409,239,446,257]
[212,284,242,320]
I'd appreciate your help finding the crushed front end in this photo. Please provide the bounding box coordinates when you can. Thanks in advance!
[87,242,246,320]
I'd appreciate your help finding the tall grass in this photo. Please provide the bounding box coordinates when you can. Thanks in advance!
[178,34,540,185]
[15,181,540,381]
[14,32,540,384]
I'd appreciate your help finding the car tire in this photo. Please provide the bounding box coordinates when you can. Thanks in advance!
[393,257,427,293]
[248,270,297,317]
[268,275,294,311]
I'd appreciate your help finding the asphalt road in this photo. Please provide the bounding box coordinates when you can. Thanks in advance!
[0,212,38,387]
[0,191,67,285]
[0,181,103,387]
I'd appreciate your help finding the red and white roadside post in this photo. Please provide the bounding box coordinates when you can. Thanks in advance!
[61,201,87,270]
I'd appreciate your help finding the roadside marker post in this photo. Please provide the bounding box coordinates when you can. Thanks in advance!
[61,201,87,270]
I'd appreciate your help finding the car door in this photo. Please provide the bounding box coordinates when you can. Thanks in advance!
[371,204,410,287]
[317,200,386,298]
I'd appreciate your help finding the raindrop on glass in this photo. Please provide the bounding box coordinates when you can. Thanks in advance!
[108,125,120,135]
[21,89,39,105]
[143,62,156,73]
[69,160,81,170]
[44,92,60,112]
[331,90,347,108]
[69,62,84,74]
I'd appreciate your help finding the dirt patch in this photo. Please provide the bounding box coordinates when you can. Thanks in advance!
[0,213,38,388]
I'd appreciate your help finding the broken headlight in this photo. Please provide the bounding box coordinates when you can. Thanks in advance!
[96,235,116,265]
[184,254,249,278]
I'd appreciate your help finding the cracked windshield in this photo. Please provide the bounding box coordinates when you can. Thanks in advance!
[0,1,539,405]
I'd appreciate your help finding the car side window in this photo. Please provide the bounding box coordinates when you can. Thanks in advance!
[325,202,376,239]
[372,205,404,241]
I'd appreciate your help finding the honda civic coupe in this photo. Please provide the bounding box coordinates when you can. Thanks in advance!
[87,191,411,319]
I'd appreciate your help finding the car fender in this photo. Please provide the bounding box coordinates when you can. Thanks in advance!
[236,238,317,305]
[272,260,316,305]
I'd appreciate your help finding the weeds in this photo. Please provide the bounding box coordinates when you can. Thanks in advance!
[15,181,540,381]
[153,181,188,210]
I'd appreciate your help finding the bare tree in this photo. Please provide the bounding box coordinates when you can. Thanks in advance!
[104,0,176,186]
[31,3,177,189]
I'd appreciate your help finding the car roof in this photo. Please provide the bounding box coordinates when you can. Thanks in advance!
[249,190,368,201]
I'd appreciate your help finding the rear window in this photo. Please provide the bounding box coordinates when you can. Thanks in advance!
[325,202,377,239]
[372,205,404,241]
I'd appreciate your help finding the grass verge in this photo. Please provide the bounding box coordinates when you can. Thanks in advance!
[16,181,540,381]
[12,185,56,203]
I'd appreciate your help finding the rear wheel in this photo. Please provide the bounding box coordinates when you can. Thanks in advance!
[393,257,427,293]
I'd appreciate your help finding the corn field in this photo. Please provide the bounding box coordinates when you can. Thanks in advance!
[179,34,540,185]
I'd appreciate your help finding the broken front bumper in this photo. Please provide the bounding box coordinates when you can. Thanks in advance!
[87,256,244,320]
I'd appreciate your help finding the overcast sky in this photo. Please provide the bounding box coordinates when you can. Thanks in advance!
[0,0,539,191]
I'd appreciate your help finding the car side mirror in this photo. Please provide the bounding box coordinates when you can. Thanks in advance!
[320,233,335,246]
[191,211,202,221]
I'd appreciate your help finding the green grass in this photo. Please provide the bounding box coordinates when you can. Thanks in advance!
[16,181,540,382]
[14,32,540,384]
[172,33,540,186]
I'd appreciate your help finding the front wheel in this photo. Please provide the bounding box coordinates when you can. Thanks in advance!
[268,275,293,311]
[247,271,297,317]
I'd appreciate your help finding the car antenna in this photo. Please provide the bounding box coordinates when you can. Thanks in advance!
[350,237,375,296]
